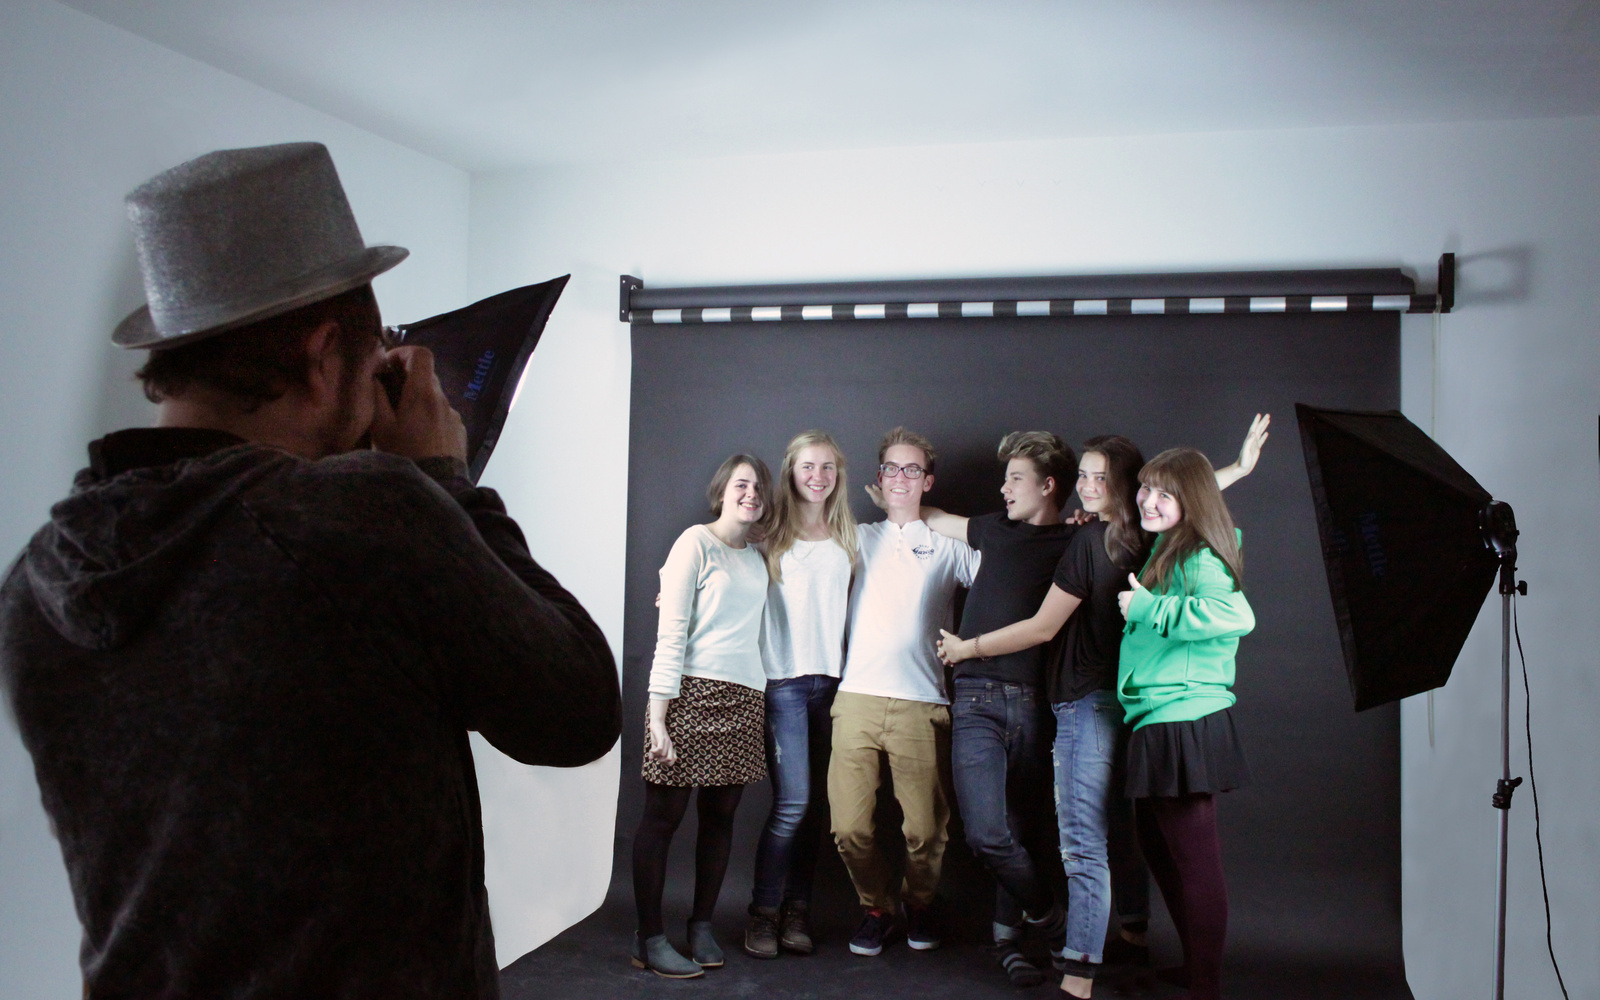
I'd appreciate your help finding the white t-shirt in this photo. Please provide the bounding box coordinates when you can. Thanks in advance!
[648,524,769,699]
[759,537,853,681]
[838,519,981,705]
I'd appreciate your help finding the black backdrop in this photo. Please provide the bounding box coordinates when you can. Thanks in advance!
[575,301,1411,997]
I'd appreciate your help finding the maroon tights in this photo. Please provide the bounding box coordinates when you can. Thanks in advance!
[1136,793,1228,1000]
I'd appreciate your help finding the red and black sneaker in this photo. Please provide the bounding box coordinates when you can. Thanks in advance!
[848,907,896,956]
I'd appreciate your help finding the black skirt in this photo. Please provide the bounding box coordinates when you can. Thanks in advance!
[1126,706,1251,798]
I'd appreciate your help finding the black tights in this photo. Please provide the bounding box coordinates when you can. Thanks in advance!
[632,781,745,938]
[1136,793,1228,1000]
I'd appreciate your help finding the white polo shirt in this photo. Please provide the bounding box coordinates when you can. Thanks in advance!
[838,518,981,705]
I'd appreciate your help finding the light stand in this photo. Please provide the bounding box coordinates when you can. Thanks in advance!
[1483,501,1527,1000]
[1296,405,1532,1000]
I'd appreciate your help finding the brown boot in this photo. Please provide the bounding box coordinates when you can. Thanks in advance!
[778,899,815,955]
[744,905,779,959]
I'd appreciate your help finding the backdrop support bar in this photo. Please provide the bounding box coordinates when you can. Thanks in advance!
[626,293,1446,325]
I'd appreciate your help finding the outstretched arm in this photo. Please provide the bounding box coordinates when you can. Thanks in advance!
[922,506,969,542]
[939,584,1083,664]
[1213,412,1270,490]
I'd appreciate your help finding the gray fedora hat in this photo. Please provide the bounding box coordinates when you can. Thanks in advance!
[113,142,408,350]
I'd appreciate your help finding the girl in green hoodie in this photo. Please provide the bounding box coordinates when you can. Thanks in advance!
[1116,447,1254,1000]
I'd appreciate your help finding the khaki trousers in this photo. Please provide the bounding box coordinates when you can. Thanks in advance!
[827,690,952,909]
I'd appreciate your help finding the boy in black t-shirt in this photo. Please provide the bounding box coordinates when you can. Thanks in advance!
[903,431,1078,987]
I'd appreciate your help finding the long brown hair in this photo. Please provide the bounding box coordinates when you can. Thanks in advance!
[1081,434,1148,568]
[1136,448,1243,592]
[763,431,858,581]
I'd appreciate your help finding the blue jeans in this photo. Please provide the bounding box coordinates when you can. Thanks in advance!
[1052,689,1148,965]
[751,674,838,909]
[951,679,1057,927]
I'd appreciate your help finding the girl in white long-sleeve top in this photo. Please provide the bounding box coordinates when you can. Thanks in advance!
[631,455,772,979]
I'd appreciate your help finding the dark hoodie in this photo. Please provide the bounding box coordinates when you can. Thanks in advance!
[0,428,620,999]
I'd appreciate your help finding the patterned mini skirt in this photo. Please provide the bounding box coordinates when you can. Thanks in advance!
[641,675,767,787]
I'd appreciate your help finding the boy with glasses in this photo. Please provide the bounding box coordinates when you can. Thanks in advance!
[827,427,979,957]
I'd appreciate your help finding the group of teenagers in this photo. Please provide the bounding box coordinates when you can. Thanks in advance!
[630,414,1270,999]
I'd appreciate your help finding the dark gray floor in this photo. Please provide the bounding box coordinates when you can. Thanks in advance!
[505,771,1412,1000]
[502,881,1161,1000]
[502,869,1413,1000]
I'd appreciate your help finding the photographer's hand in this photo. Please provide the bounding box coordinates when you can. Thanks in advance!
[370,346,468,463]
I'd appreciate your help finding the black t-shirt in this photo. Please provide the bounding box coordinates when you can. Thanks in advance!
[956,511,1077,686]
[1049,519,1142,703]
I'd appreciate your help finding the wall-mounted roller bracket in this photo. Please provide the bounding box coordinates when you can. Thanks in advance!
[620,275,643,322]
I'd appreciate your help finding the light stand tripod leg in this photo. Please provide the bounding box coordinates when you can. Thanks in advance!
[1489,552,1526,1000]
[1493,586,1510,1000]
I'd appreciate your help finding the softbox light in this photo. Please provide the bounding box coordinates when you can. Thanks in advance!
[1297,404,1501,710]
[390,275,568,482]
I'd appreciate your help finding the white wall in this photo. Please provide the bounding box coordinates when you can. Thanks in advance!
[0,2,469,996]
[471,117,1600,998]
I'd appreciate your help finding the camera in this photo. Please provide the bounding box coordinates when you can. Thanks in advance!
[375,354,406,409]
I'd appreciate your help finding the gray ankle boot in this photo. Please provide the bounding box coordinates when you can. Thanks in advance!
[687,920,724,968]
[630,932,703,978]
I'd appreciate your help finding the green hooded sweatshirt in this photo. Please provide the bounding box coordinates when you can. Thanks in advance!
[1118,533,1254,730]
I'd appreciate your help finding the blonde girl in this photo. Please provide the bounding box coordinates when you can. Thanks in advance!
[744,431,857,959]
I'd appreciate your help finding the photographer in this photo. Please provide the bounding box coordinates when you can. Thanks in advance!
[0,143,620,998]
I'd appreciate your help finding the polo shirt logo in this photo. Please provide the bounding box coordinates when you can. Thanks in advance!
[911,544,934,560]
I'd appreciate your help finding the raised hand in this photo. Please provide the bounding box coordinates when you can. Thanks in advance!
[864,482,887,510]
[1235,413,1271,476]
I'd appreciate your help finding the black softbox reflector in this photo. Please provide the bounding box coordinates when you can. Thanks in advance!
[391,275,568,482]
[1297,404,1500,710]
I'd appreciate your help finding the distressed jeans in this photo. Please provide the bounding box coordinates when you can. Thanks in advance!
[751,674,838,909]
[951,679,1058,927]
[1052,689,1147,965]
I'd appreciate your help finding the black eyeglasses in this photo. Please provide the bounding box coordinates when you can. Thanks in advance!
[879,463,927,480]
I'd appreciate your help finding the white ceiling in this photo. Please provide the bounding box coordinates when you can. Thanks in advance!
[63,0,1600,172]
